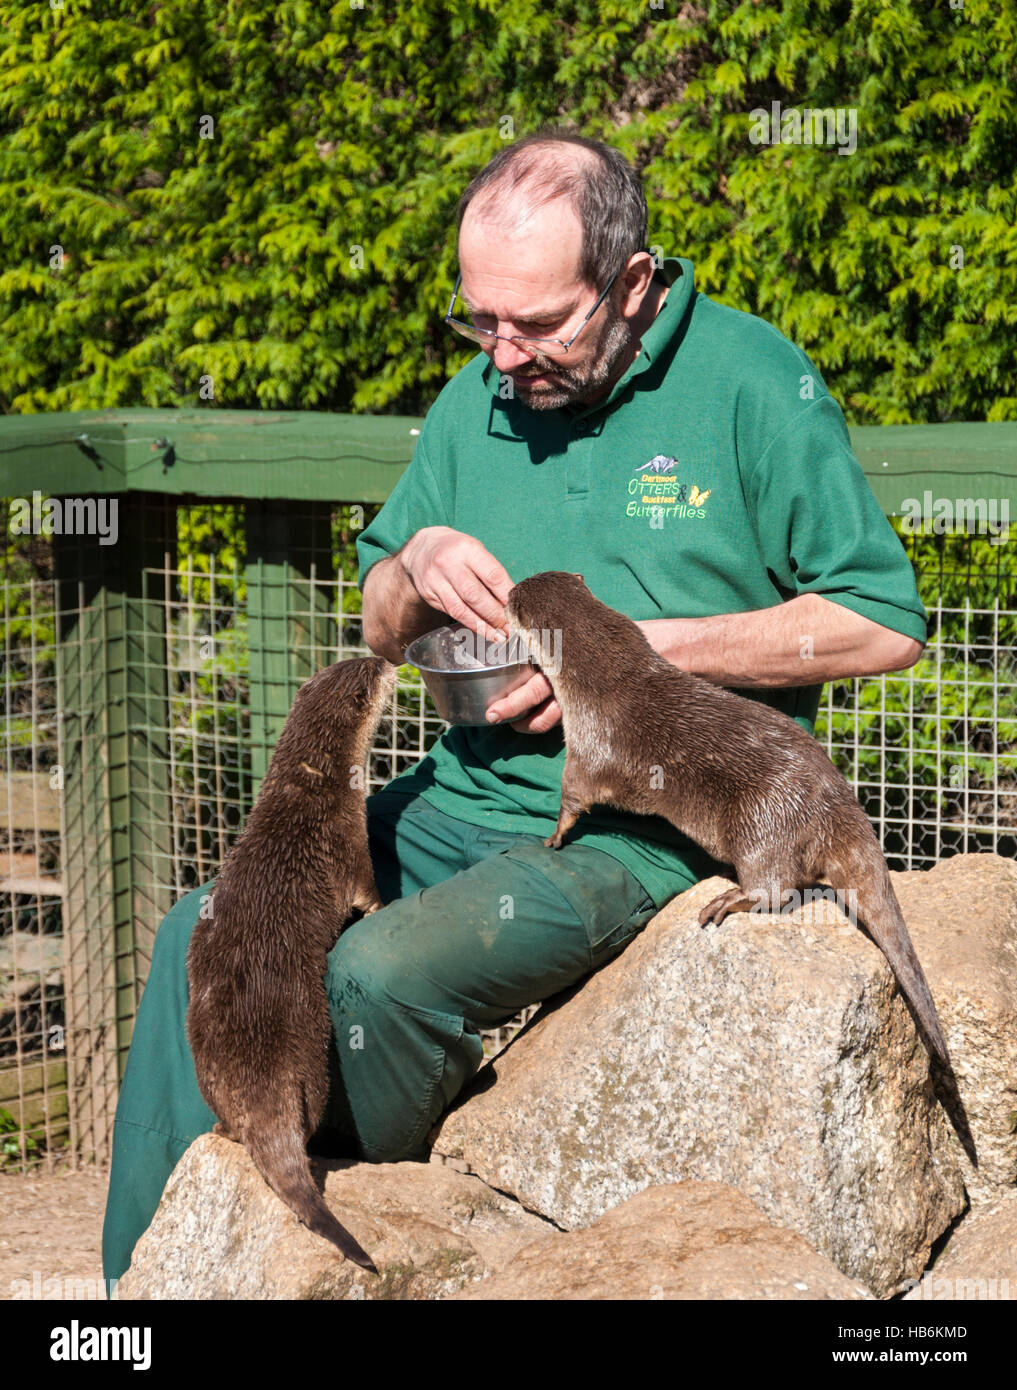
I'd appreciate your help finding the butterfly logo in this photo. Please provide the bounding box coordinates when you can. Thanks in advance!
[688,485,711,507]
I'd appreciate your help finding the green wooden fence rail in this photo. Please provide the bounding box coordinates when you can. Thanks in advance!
[2,409,1015,508]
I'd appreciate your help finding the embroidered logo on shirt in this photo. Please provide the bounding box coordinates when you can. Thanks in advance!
[631,454,678,477]
[626,457,712,521]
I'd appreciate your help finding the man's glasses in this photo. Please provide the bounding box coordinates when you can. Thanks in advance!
[443,271,619,354]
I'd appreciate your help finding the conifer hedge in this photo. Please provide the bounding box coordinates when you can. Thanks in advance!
[1,0,1014,422]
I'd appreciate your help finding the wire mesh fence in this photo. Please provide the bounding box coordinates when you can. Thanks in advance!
[819,528,1016,869]
[1,497,1014,1174]
[1,533,66,1169]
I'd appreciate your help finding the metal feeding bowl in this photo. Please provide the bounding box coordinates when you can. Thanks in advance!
[404,625,536,725]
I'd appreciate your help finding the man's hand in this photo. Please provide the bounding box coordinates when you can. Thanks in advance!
[485,668,562,734]
[399,526,512,640]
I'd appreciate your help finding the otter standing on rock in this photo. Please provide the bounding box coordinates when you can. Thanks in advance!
[503,571,952,1069]
[186,656,397,1273]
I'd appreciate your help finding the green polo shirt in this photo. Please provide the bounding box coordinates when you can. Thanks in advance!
[356,257,927,908]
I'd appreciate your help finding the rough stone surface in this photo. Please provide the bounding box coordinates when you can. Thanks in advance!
[889,854,1017,1203]
[430,874,967,1298]
[115,1133,555,1300]
[902,1189,1017,1301]
[116,856,1016,1302]
[452,1181,874,1300]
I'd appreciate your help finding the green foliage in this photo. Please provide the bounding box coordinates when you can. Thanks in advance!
[335,504,380,616]
[822,653,1017,795]
[0,1105,39,1166]
[1,527,57,777]
[177,503,245,612]
[170,503,247,801]
[0,1,1013,420]
[1,539,56,652]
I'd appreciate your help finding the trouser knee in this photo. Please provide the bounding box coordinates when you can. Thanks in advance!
[326,926,484,1162]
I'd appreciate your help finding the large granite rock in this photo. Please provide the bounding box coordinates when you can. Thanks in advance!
[115,1140,877,1301]
[902,1189,1017,1302]
[889,854,1017,1203]
[430,874,969,1298]
[452,1181,874,1300]
[115,1134,555,1300]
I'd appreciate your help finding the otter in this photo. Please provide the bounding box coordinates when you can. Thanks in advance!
[503,572,952,1069]
[186,656,397,1273]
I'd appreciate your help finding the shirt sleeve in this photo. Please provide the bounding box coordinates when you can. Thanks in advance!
[742,393,928,645]
[356,434,451,594]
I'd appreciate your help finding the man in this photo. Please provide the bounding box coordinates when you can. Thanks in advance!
[102,130,926,1288]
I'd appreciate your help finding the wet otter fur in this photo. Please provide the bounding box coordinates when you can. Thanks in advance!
[187,656,397,1273]
[504,571,953,1070]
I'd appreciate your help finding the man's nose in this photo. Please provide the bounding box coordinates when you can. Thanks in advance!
[488,335,538,375]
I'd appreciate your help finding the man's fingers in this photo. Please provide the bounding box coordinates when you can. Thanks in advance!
[439,575,511,642]
[469,552,516,608]
[418,578,503,640]
[508,697,562,735]
[486,671,555,724]
[454,551,515,635]
[422,558,508,639]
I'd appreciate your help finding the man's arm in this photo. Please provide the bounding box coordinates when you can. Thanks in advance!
[485,592,923,729]
[361,553,450,667]
[638,592,924,688]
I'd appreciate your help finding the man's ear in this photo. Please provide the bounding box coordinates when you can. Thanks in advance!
[617,251,657,313]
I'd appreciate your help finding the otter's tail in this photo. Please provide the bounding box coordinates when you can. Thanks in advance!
[245,1124,378,1274]
[849,875,951,1069]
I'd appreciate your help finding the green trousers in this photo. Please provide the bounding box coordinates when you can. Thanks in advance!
[102,788,694,1290]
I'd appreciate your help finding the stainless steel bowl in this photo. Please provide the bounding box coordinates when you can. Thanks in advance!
[404,625,536,725]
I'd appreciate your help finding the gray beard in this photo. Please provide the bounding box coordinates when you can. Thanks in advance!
[511,308,634,412]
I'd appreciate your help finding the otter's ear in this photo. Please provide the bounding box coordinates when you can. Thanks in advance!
[571,572,584,582]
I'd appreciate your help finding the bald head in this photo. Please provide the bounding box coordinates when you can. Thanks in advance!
[463,142,601,263]
[456,130,648,288]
